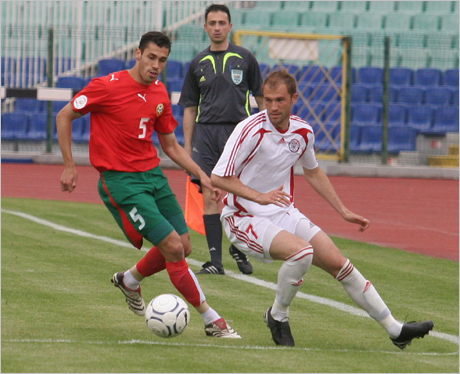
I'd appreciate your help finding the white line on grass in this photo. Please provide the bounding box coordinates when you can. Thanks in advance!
[2,338,458,356]
[3,209,459,347]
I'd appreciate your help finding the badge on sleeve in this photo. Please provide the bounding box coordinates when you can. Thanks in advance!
[156,103,164,117]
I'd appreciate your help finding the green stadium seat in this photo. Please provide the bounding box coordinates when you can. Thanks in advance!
[310,1,339,12]
[368,1,396,13]
[339,1,368,13]
[384,13,412,31]
[396,1,424,13]
[300,11,329,28]
[412,14,440,31]
[271,10,300,27]
[430,49,459,69]
[370,31,399,48]
[425,1,453,14]
[454,1,459,13]
[352,46,371,67]
[426,33,455,50]
[398,33,425,49]
[355,13,385,30]
[283,1,312,11]
[369,46,400,67]
[398,48,431,69]
[244,9,273,27]
[440,14,459,31]
[254,1,282,9]
[328,12,356,29]
[230,9,245,27]
[348,30,371,46]
[168,42,196,62]
[176,24,206,42]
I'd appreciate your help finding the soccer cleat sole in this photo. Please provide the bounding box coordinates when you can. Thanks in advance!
[111,272,145,316]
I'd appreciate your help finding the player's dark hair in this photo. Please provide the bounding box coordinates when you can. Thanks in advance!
[263,69,297,96]
[205,4,231,23]
[138,31,171,53]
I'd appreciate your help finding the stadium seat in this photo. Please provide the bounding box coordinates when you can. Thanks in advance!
[296,101,326,125]
[126,59,136,69]
[340,1,368,13]
[300,11,329,28]
[425,1,453,14]
[328,12,355,29]
[174,121,185,145]
[52,101,68,114]
[357,67,383,85]
[314,122,340,153]
[259,63,271,78]
[388,104,408,126]
[328,66,356,85]
[243,10,273,27]
[407,106,434,132]
[165,60,183,79]
[254,1,282,9]
[390,67,413,86]
[54,57,73,73]
[283,1,311,11]
[71,116,88,142]
[397,86,425,104]
[351,103,382,124]
[452,88,459,106]
[430,50,459,70]
[349,124,363,153]
[172,104,184,119]
[298,65,328,85]
[27,113,49,141]
[396,1,424,13]
[388,125,418,153]
[398,33,425,49]
[358,125,382,153]
[97,58,126,76]
[323,101,341,123]
[426,33,455,50]
[310,1,339,12]
[398,48,430,69]
[168,42,196,62]
[368,1,396,13]
[384,13,412,30]
[311,83,340,102]
[176,24,206,42]
[412,14,440,31]
[425,86,453,107]
[368,84,399,103]
[414,68,443,86]
[1,112,30,140]
[2,57,16,75]
[432,106,459,133]
[14,98,44,113]
[440,14,459,32]
[351,84,369,103]
[355,13,384,30]
[167,78,184,93]
[56,76,85,90]
[272,10,299,27]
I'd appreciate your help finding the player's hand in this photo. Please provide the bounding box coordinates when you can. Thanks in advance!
[342,211,370,232]
[60,166,78,193]
[257,186,291,207]
[200,174,223,202]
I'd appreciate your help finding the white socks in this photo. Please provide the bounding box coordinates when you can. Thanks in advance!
[337,259,403,338]
[200,307,220,325]
[123,270,140,290]
[272,246,314,322]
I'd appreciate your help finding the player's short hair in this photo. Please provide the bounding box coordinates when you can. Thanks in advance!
[263,69,297,96]
[138,31,171,53]
[205,4,231,23]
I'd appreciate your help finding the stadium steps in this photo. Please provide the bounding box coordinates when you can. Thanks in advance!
[427,140,460,168]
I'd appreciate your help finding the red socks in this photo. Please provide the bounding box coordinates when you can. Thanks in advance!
[166,259,204,307]
[136,246,166,277]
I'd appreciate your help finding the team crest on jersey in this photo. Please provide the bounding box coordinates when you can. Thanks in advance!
[73,95,88,109]
[288,139,301,153]
[231,69,243,85]
[156,103,164,116]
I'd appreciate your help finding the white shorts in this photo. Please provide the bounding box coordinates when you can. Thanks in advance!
[222,205,321,263]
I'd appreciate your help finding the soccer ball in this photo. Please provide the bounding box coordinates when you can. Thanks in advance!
[145,294,190,338]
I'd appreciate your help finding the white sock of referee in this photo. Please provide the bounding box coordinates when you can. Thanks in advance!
[336,259,403,338]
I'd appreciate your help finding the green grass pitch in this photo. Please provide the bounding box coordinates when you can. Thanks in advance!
[2,197,458,373]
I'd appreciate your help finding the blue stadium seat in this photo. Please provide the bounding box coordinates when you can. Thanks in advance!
[52,101,68,114]
[175,120,185,145]
[166,60,184,79]
[432,106,459,133]
[351,103,382,124]
[443,69,459,87]
[126,59,136,69]
[329,66,356,85]
[359,125,382,153]
[389,67,413,86]
[323,101,341,123]
[56,76,86,90]
[414,68,443,86]
[452,88,459,106]
[1,57,16,75]
[314,122,340,153]
[14,98,44,113]
[297,82,313,99]
[407,106,434,132]
[425,86,453,107]
[172,104,184,118]
[368,84,399,103]
[167,78,184,93]
[388,125,418,153]
[1,112,30,140]
[298,65,328,85]
[311,83,340,102]
[72,116,88,142]
[351,83,369,103]
[97,58,126,76]
[27,113,49,141]
[397,86,425,105]
[357,67,383,85]
[389,104,408,126]
[349,124,363,153]
[259,63,271,78]
[294,101,325,125]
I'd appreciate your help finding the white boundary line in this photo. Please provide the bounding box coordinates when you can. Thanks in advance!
[2,208,459,347]
[2,338,458,356]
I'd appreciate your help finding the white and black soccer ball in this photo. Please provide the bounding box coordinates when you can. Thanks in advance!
[145,294,190,338]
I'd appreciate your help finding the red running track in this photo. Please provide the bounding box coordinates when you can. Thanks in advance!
[1,163,458,261]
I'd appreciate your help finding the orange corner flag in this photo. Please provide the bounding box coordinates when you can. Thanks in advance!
[184,176,206,235]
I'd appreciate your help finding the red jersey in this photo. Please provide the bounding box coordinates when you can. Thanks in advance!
[71,70,177,172]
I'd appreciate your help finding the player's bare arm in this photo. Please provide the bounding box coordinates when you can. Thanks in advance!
[211,174,291,207]
[303,166,370,231]
[182,106,198,155]
[158,132,222,202]
[255,96,265,111]
[56,103,83,193]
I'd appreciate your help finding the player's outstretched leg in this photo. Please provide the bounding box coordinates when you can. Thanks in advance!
[390,321,434,349]
[111,272,145,316]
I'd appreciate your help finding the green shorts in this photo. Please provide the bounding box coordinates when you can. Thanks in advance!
[98,166,188,249]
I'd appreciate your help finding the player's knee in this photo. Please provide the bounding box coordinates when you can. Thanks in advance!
[285,246,314,271]
[158,232,186,262]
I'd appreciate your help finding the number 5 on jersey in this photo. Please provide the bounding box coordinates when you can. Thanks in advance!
[130,207,145,230]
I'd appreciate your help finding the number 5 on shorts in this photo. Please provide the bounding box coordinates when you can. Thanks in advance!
[129,207,146,230]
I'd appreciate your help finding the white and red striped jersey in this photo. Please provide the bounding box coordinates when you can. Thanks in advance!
[212,109,318,218]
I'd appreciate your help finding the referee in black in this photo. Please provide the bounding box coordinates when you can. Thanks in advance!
[179,3,264,275]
